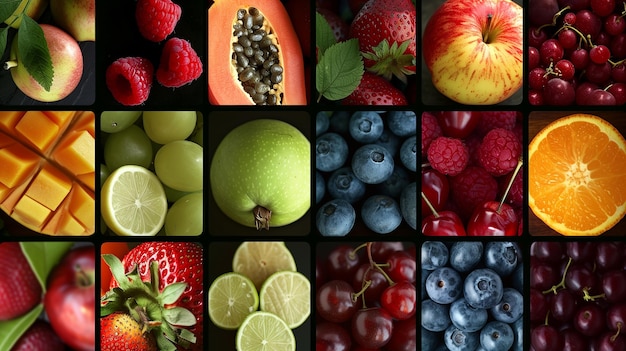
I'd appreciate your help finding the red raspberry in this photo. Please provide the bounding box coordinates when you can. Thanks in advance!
[427,136,469,176]
[106,57,154,106]
[421,112,441,156]
[136,0,181,42]
[476,111,517,136]
[450,166,498,220]
[478,128,521,176]
[157,37,203,88]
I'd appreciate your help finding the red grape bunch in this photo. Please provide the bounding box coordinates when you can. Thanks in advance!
[316,242,416,351]
[528,0,626,105]
[530,241,626,350]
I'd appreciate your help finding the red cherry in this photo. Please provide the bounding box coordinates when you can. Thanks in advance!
[421,210,467,236]
[436,111,481,139]
[351,307,393,349]
[380,281,416,320]
[384,251,416,284]
[467,201,518,236]
[421,168,449,217]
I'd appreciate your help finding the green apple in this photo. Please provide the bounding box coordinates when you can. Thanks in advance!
[210,119,310,230]
[5,24,83,102]
[4,0,49,28]
[50,0,95,42]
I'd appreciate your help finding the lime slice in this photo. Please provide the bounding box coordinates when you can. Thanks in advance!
[232,242,297,290]
[236,311,296,351]
[208,272,259,330]
[101,165,167,236]
[259,271,311,329]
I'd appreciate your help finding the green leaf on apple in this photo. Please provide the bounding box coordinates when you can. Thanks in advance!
[315,11,336,56]
[0,0,21,24]
[20,242,73,292]
[0,303,43,351]
[16,16,53,91]
[0,26,8,59]
[316,38,363,102]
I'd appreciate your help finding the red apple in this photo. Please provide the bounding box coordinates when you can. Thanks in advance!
[423,0,523,105]
[44,245,95,351]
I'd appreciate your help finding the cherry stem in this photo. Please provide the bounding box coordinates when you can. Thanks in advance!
[537,6,572,33]
[544,310,551,326]
[3,61,17,70]
[421,191,440,218]
[352,279,372,309]
[421,162,431,169]
[582,287,605,302]
[373,262,395,286]
[497,157,523,212]
[553,24,589,48]
[612,323,622,342]
[483,14,493,43]
[352,242,368,259]
[542,257,572,295]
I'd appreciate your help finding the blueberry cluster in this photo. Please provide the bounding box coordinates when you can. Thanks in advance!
[421,241,523,351]
[315,111,417,236]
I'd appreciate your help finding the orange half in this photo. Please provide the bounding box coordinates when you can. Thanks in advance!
[529,114,626,236]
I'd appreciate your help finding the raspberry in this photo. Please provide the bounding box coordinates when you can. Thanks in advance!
[450,166,498,220]
[136,0,181,42]
[157,37,203,88]
[427,136,469,176]
[478,128,521,176]
[106,57,154,106]
[475,111,517,136]
[421,112,441,156]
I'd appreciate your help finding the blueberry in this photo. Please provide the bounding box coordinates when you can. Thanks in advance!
[463,268,504,309]
[315,171,325,204]
[326,167,366,204]
[316,132,349,172]
[511,264,523,295]
[329,111,350,134]
[422,299,451,332]
[422,327,442,351]
[315,199,355,236]
[449,298,488,332]
[479,321,514,351]
[349,111,384,143]
[422,241,449,270]
[444,324,480,351]
[449,242,483,273]
[426,267,463,304]
[360,195,402,234]
[484,242,521,277]
[374,129,401,158]
[400,135,417,172]
[316,111,330,136]
[489,288,523,323]
[421,268,429,297]
[376,166,410,198]
[512,317,523,351]
[351,144,394,184]
[399,182,417,230]
[387,110,416,137]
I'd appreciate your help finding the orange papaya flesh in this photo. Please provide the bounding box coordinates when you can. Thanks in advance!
[0,111,95,236]
[208,0,306,105]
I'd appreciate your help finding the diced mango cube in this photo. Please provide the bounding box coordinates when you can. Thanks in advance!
[68,185,94,231]
[0,144,38,188]
[77,172,95,191]
[55,211,86,235]
[73,111,95,138]
[0,183,8,203]
[0,111,25,133]
[16,111,59,152]
[26,165,72,211]
[13,195,51,229]
[43,111,75,126]
[54,130,95,175]
[0,132,15,148]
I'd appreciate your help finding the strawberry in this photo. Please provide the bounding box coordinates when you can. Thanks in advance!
[11,321,64,351]
[349,0,416,83]
[342,72,408,105]
[317,8,349,42]
[101,313,157,351]
[104,242,203,351]
[0,242,41,321]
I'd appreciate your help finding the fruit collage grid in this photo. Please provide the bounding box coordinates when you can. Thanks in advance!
[1,0,626,350]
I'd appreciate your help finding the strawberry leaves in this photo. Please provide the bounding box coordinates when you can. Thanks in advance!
[363,39,416,84]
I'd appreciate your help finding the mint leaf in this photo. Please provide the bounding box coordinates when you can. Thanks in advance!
[21,242,73,292]
[17,16,53,91]
[316,39,363,102]
[0,304,43,351]
[0,0,21,24]
[316,11,336,56]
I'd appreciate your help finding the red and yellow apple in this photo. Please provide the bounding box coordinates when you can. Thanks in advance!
[423,0,523,105]
[3,0,49,28]
[50,0,96,42]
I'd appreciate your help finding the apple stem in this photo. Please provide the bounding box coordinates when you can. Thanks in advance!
[421,191,439,218]
[253,205,272,230]
[483,14,493,43]
[497,157,523,212]
[74,264,93,287]
[3,61,17,70]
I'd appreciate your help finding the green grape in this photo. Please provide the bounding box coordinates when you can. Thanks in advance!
[165,192,203,236]
[100,164,110,187]
[104,125,153,171]
[163,183,190,203]
[154,140,203,192]
[101,111,142,133]
[142,111,197,144]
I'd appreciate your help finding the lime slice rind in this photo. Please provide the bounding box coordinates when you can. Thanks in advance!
[236,311,296,351]
[208,272,259,330]
[259,271,311,329]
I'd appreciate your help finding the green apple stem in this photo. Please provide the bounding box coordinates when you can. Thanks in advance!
[483,14,493,43]
[253,205,272,230]
[498,157,523,212]
[3,61,17,70]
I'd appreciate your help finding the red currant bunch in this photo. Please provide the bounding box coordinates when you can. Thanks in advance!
[316,242,416,351]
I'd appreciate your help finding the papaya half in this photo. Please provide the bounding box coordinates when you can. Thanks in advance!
[208,0,307,105]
